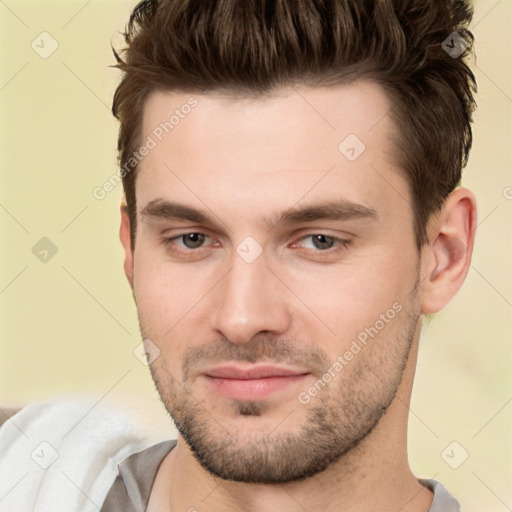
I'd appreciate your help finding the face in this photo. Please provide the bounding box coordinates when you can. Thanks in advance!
[125,82,424,483]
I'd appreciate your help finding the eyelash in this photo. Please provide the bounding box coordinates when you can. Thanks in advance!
[163,232,351,258]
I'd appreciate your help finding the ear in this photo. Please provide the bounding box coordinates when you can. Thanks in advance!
[420,187,477,315]
[119,202,134,289]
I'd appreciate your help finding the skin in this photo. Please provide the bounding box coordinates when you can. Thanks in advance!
[119,81,477,512]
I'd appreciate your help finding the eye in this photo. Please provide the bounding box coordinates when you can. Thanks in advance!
[180,232,208,249]
[296,234,349,251]
[167,232,213,251]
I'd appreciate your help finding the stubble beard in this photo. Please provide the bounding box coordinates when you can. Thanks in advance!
[142,285,420,484]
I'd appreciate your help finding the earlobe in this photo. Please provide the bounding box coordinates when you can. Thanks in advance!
[421,188,477,315]
[119,203,135,289]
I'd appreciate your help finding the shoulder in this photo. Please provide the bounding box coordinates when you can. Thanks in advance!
[101,440,177,512]
[0,395,148,512]
[420,478,461,512]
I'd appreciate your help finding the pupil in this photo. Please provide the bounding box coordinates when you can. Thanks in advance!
[313,234,333,250]
[184,233,205,248]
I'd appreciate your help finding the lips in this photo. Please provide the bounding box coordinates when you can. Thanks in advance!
[202,364,310,401]
[205,364,308,379]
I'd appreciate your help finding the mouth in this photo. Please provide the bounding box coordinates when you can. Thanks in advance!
[201,364,310,401]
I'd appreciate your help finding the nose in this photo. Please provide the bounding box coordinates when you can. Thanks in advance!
[210,250,292,344]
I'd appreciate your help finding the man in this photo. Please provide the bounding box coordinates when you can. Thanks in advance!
[0,1,477,511]
[107,0,477,510]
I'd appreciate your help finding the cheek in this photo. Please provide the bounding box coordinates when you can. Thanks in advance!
[132,249,225,369]
[283,248,416,350]
[132,255,205,338]
[135,236,205,293]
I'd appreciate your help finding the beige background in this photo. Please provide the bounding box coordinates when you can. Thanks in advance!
[1,1,511,510]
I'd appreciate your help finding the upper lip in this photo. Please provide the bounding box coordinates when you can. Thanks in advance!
[203,364,310,380]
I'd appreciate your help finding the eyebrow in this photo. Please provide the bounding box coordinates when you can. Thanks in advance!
[140,198,378,231]
[141,199,218,226]
[265,200,378,230]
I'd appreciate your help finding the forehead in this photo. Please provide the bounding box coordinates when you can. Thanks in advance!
[141,82,395,162]
[136,82,408,226]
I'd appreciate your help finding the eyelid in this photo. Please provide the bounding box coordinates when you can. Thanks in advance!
[289,226,353,242]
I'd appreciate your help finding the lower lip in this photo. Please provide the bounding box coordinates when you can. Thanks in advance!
[203,374,309,401]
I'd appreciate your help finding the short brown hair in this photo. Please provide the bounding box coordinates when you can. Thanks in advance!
[112,0,477,249]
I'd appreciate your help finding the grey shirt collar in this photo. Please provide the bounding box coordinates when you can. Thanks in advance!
[101,440,461,511]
